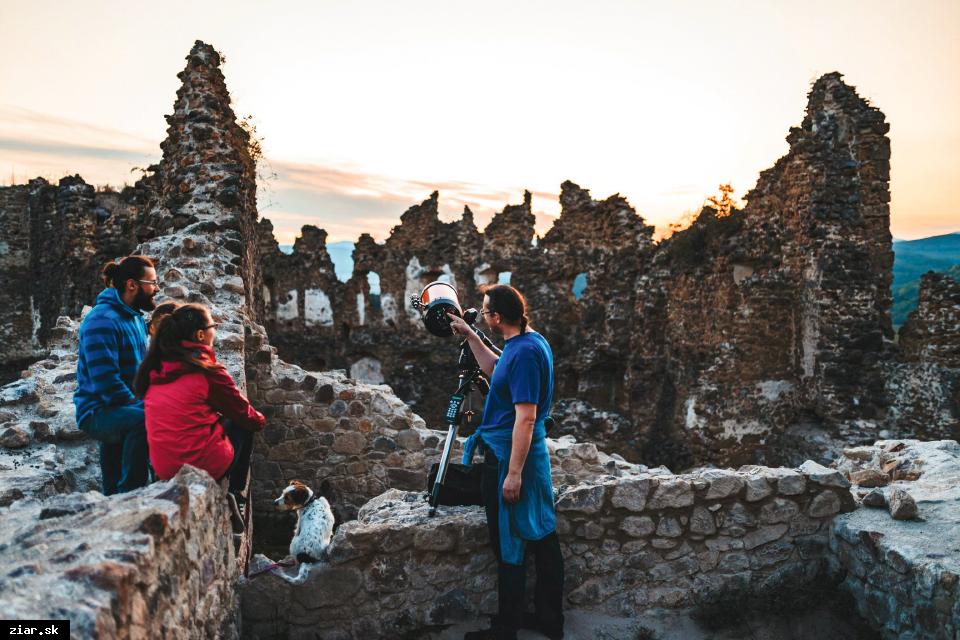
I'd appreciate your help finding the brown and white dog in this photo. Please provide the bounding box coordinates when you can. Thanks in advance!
[274,480,335,563]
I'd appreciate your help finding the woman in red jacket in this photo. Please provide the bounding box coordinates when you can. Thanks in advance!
[133,303,265,496]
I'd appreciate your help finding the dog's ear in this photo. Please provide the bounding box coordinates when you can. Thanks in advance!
[289,485,310,505]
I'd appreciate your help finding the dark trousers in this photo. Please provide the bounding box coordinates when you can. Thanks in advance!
[79,404,149,495]
[222,419,254,494]
[482,448,564,636]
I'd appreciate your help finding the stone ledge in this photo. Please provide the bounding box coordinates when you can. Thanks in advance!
[0,465,239,638]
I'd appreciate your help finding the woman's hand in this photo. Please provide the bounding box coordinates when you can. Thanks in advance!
[446,312,472,337]
[502,471,522,503]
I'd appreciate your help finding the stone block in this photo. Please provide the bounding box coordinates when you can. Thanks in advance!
[610,477,654,512]
[620,516,655,537]
[808,491,841,518]
[1,426,30,449]
[742,523,788,550]
[768,468,806,495]
[332,432,366,455]
[396,430,423,451]
[862,488,886,507]
[571,443,598,461]
[556,484,606,514]
[689,505,717,536]
[744,475,773,502]
[647,479,694,509]
[701,469,745,499]
[656,516,683,538]
[849,469,889,487]
[799,460,850,488]
[888,487,918,520]
[759,498,800,524]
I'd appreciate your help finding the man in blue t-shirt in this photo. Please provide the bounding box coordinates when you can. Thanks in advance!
[449,284,564,640]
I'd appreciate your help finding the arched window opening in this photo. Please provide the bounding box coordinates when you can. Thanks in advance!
[367,271,381,311]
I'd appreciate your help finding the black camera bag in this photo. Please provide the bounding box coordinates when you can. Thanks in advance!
[426,462,483,507]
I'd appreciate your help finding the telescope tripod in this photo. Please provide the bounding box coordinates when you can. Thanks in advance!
[427,340,492,517]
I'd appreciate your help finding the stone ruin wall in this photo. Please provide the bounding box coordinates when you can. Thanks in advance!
[885,272,960,442]
[831,439,960,639]
[245,352,640,539]
[0,41,266,637]
[254,73,958,471]
[1,467,241,639]
[240,439,862,638]
[0,177,144,373]
[237,424,959,640]
[244,353,959,640]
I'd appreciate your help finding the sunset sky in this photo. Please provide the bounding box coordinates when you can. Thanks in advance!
[1,0,958,244]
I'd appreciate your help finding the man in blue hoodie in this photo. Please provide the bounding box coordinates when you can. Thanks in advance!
[74,256,158,495]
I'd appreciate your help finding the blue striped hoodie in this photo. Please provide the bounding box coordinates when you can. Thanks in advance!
[73,287,148,426]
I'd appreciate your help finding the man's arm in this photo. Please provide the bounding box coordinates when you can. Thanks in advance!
[502,403,536,503]
[446,313,498,377]
[81,320,137,405]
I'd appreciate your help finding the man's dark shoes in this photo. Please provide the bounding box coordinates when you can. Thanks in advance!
[463,626,517,640]
[521,612,564,640]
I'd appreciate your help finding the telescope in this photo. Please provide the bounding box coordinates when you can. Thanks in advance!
[411,281,501,516]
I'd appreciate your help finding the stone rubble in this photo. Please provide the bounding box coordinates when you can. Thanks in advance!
[829,439,960,639]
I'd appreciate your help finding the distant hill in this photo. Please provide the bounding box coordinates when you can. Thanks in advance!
[278,234,958,327]
[891,233,960,328]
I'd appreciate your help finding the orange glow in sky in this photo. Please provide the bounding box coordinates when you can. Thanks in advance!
[1,0,958,244]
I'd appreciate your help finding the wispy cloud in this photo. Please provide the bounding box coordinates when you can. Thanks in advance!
[0,107,585,244]
[262,159,562,243]
[0,105,158,185]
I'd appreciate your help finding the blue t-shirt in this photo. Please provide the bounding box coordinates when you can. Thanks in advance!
[480,331,554,430]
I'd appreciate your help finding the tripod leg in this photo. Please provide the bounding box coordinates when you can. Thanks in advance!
[429,424,460,515]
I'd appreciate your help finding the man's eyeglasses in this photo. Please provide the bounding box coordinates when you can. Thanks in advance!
[137,279,160,288]
[202,323,219,330]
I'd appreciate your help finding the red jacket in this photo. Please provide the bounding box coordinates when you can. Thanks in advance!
[145,341,265,481]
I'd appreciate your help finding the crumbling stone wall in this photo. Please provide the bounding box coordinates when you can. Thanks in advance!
[0,40,267,636]
[255,192,533,425]
[0,466,240,639]
[245,353,637,545]
[240,455,857,638]
[899,272,960,366]
[255,72,956,470]
[830,439,960,639]
[884,273,960,441]
[0,177,142,370]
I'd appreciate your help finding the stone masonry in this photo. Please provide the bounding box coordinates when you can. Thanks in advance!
[0,466,240,639]
[240,452,858,638]
[831,439,960,639]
